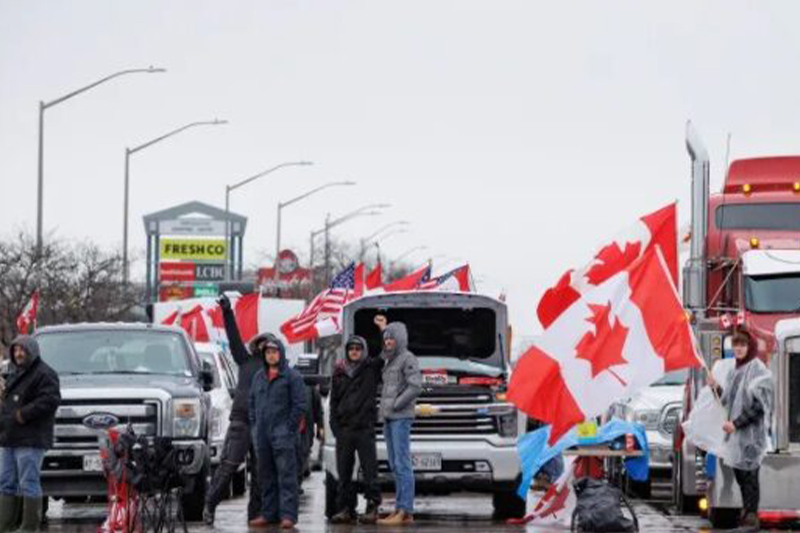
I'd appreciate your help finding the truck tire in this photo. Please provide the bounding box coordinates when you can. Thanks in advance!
[708,506,739,529]
[182,465,209,522]
[492,490,526,520]
[673,454,698,514]
[325,472,339,519]
[232,466,247,497]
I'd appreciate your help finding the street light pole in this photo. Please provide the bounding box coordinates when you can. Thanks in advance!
[223,161,313,280]
[274,180,355,282]
[360,222,410,261]
[123,119,227,282]
[36,66,166,254]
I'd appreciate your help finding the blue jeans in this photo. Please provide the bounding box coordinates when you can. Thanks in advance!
[384,418,414,513]
[0,447,46,498]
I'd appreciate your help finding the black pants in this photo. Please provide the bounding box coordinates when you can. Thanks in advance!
[205,421,262,520]
[335,429,381,513]
[733,467,760,514]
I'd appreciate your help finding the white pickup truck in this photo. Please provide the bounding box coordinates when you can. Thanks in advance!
[322,291,526,520]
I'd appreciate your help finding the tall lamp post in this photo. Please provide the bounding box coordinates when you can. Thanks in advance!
[275,180,356,282]
[309,204,389,286]
[123,119,227,282]
[224,161,313,280]
[359,221,410,260]
[36,66,166,253]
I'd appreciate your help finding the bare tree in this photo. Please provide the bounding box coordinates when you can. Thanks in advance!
[0,232,142,344]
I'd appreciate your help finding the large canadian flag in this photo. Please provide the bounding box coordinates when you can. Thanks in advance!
[509,247,700,444]
[537,203,677,329]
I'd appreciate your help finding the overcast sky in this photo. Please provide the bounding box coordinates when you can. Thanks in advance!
[3,2,800,340]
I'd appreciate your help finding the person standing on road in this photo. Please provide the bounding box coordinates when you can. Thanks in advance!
[708,329,773,532]
[203,294,268,526]
[249,334,307,530]
[0,336,60,533]
[329,334,385,524]
[375,317,422,526]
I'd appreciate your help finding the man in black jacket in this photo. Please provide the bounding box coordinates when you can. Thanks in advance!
[0,336,60,533]
[203,295,271,527]
[329,334,384,524]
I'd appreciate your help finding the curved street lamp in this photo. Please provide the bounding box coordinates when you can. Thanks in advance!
[224,161,314,279]
[36,66,166,253]
[275,180,356,280]
[123,118,227,281]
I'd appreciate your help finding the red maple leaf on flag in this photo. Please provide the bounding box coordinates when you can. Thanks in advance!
[585,241,642,286]
[575,302,629,386]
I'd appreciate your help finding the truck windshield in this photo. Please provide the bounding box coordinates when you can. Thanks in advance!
[352,307,503,370]
[744,273,800,313]
[36,330,193,376]
[716,203,800,230]
[652,369,689,386]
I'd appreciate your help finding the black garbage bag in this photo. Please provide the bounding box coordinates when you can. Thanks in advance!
[571,477,638,532]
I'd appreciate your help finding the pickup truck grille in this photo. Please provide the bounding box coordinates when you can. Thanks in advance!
[377,387,499,436]
[53,399,160,449]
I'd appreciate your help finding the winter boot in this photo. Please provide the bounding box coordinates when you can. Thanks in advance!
[359,501,380,524]
[330,509,357,524]
[0,495,20,533]
[737,511,760,532]
[17,497,42,533]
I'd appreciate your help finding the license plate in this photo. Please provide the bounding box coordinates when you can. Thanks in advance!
[412,453,442,472]
[422,373,448,385]
[83,454,103,472]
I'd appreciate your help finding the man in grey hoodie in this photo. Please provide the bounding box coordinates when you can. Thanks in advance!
[374,317,422,526]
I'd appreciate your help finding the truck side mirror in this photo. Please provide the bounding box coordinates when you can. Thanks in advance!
[200,361,215,392]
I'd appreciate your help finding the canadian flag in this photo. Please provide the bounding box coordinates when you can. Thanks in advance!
[16,291,40,334]
[163,305,213,343]
[537,203,677,329]
[205,293,260,344]
[509,247,700,444]
[382,264,431,292]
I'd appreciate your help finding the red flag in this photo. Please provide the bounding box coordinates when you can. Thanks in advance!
[179,305,211,343]
[16,291,39,334]
[234,293,260,343]
[537,203,677,329]
[366,263,383,290]
[509,248,700,444]
[419,264,472,292]
[383,265,431,292]
[161,309,180,326]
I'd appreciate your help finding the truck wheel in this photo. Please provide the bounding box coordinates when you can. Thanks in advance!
[325,472,339,519]
[492,490,526,520]
[182,465,209,522]
[708,507,739,529]
[232,466,247,497]
[673,455,698,514]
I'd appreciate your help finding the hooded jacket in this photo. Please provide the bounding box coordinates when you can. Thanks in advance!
[222,303,269,424]
[379,323,422,420]
[0,335,61,449]
[330,335,385,435]
[248,335,307,448]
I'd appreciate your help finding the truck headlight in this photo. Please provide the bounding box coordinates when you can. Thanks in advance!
[499,412,518,438]
[633,409,660,430]
[210,406,224,441]
[173,399,202,438]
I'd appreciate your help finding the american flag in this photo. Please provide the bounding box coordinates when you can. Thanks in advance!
[280,263,360,344]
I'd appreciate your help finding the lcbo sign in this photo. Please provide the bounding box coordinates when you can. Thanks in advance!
[196,264,224,281]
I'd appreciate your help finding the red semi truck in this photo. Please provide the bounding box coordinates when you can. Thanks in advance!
[674,124,800,526]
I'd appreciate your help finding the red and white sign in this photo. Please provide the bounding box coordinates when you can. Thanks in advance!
[159,262,196,283]
[258,250,312,290]
[509,248,700,444]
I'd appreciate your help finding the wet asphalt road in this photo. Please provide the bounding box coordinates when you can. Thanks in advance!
[44,472,716,533]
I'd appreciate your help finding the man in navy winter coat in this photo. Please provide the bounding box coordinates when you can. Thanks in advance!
[248,334,306,530]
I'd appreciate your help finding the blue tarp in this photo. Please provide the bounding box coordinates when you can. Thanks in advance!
[516,419,649,500]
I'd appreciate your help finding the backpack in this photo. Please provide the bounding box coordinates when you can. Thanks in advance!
[571,477,638,532]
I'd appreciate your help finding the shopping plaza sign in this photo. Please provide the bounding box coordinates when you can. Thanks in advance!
[160,239,227,261]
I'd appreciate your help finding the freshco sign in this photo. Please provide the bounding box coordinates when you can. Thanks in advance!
[160,239,227,261]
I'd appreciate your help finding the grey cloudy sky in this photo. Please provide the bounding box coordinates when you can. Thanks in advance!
[3,1,800,339]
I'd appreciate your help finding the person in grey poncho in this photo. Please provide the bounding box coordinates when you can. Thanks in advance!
[709,329,774,531]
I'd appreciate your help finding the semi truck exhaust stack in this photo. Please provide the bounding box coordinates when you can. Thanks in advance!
[684,121,709,316]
